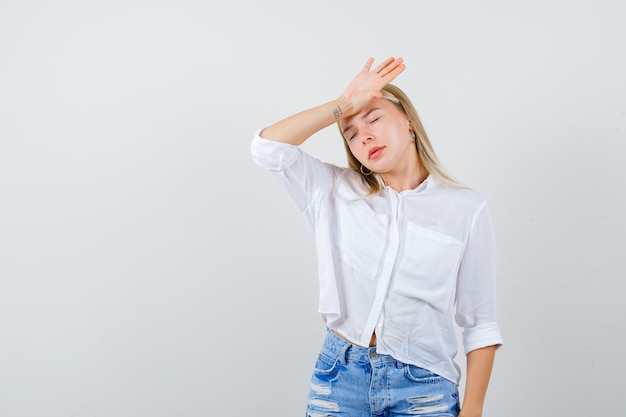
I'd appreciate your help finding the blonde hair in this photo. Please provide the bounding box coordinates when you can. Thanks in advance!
[339,83,468,195]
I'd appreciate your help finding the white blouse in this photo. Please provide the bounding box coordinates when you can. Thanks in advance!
[250,131,503,384]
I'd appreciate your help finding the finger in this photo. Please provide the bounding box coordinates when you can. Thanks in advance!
[376,57,404,79]
[373,57,395,74]
[382,58,404,75]
[383,62,406,82]
[362,57,375,72]
[379,57,404,76]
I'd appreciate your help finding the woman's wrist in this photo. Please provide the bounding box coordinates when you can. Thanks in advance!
[332,95,353,121]
[459,405,483,417]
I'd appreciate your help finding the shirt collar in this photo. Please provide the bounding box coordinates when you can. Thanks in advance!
[384,174,435,194]
[414,174,434,192]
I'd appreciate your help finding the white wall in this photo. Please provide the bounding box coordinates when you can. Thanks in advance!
[1,1,624,416]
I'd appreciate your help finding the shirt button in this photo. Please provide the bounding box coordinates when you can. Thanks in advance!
[369,350,378,359]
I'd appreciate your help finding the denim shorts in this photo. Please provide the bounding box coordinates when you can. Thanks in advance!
[306,329,460,417]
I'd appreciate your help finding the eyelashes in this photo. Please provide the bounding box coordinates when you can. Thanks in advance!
[347,117,381,141]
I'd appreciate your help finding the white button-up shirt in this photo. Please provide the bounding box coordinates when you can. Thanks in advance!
[251,131,503,384]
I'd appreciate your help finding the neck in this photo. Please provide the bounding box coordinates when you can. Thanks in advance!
[382,161,429,192]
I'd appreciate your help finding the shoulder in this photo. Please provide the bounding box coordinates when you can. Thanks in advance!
[430,181,488,215]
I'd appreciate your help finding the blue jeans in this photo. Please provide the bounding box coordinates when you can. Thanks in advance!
[306,329,460,417]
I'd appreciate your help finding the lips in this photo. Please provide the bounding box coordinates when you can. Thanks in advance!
[368,146,385,160]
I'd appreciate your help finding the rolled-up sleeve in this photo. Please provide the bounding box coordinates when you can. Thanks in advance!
[250,129,335,216]
[455,202,504,354]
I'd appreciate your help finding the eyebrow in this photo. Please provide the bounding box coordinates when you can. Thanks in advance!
[341,108,381,135]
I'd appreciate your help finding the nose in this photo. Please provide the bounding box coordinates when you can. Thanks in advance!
[358,129,374,144]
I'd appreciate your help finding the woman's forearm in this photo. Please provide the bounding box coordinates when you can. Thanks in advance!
[260,96,352,146]
[459,345,497,417]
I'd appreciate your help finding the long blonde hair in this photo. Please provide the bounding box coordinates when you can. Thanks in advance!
[339,83,467,194]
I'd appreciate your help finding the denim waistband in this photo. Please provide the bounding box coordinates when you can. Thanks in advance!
[322,328,402,365]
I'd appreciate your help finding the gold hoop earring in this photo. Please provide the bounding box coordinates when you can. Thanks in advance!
[360,165,373,176]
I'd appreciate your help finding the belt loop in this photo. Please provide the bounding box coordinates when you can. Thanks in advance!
[338,340,350,365]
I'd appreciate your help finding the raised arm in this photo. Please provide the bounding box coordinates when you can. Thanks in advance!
[260,57,406,145]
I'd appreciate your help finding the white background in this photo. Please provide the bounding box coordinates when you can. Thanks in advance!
[1,1,624,416]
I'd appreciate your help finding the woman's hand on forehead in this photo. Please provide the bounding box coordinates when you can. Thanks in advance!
[341,57,406,116]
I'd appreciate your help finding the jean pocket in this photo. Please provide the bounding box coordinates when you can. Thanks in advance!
[312,351,342,380]
[404,364,447,383]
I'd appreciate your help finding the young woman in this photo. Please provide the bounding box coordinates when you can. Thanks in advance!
[250,57,503,417]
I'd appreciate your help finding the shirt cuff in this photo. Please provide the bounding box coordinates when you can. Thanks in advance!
[462,322,503,354]
[250,128,300,171]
